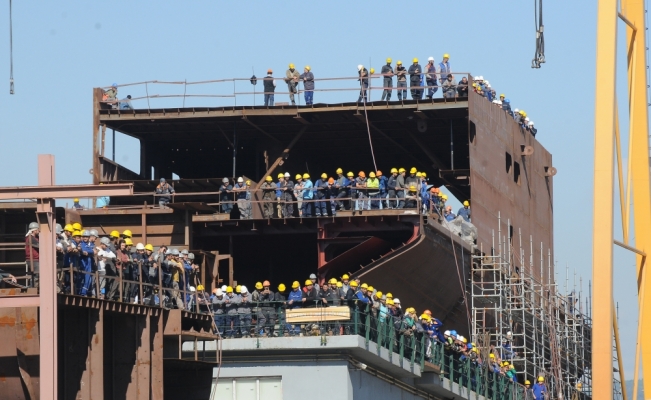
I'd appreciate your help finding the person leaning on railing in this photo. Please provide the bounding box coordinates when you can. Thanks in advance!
[155,178,175,208]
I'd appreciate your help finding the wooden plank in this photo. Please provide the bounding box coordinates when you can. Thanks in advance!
[78,207,172,216]
[192,214,231,222]
[285,306,350,323]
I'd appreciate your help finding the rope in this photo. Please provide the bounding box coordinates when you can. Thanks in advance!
[361,81,378,172]
[9,0,14,94]
[532,0,545,68]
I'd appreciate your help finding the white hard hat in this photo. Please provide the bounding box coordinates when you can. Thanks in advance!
[529,121,534,126]
[484,80,490,86]
[478,76,484,80]
[190,286,196,292]
[444,330,451,335]
[215,289,223,296]
[222,177,229,183]
[240,285,248,293]
[393,298,400,304]
[474,76,481,80]
[181,249,188,255]
[284,172,290,178]
[514,108,519,112]
[136,243,145,250]
[428,56,434,61]
[507,331,513,337]
[221,285,227,292]
[358,64,363,70]
[525,117,530,122]
[237,177,243,183]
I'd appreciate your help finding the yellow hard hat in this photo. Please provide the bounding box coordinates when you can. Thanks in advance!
[421,172,427,178]
[109,230,119,238]
[406,307,416,314]
[292,281,300,289]
[255,282,263,290]
[525,380,531,385]
[412,58,418,63]
[370,68,375,74]
[410,167,417,173]
[122,229,132,238]
[72,230,82,237]
[398,168,406,173]
[226,286,233,293]
[416,172,422,177]
[72,222,82,231]
[502,361,509,366]
[360,283,368,289]
[266,176,273,182]
[145,244,154,251]
[246,180,251,185]
[125,238,133,246]
[420,313,431,320]
[304,279,313,286]
[441,194,448,200]
[386,298,394,305]
[346,171,354,177]
[489,353,495,358]
[328,278,337,284]
[390,168,398,173]
[443,53,450,59]
[289,63,295,69]
[350,281,358,287]
[295,174,302,180]
[278,173,284,179]
[397,60,402,65]
[409,185,417,191]
[369,171,376,178]
[303,173,310,179]
[236,285,241,293]
[500,93,505,98]
[386,57,392,64]
[367,285,374,292]
[278,283,286,292]
[321,173,327,179]
[305,65,311,71]
[537,377,544,382]
[64,224,73,232]
[375,291,383,299]
[336,168,343,174]
[341,274,350,280]
[197,284,204,291]
[463,200,470,206]
[336,281,343,288]
[522,112,527,117]
[386,292,393,298]
[74,198,80,203]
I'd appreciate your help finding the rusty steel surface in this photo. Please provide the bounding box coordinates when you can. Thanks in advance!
[0,183,134,200]
[468,92,554,283]
[0,307,40,400]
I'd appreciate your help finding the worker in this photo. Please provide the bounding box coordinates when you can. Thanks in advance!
[442,74,457,98]
[155,178,175,208]
[169,249,185,309]
[444,205,456,221]
[314,173,329,217]
[337,171,354,211]
[381,58,394,101]
[274,283,289,336]
[395,168,406,208]
[355,171,368,211]
[259,280,276,336]
[528,121,537,137]
[296,173,311,217]
[275,173,284,218]
[303,279,319,310]
[458,200,471,222]
[386,168,398,209]
[524,380,534,400]
[121,229,132,240]
[233,177,251,219]
[405,185,418,208]
[425,57,438,99]
[532,377,547,400]
[357,65,369,103]
[408,58,423,100]
[287,281,303,335]
[238,286,252,337]
[438,54,451,88]
[395,61,407,101]
[457,76,469,97]
[293,174,304,216]
[282,172,295,217]
[76,230,96,296]
[299,66,315,105]
[223,286,241,338]
[405,167,418,188]
[333,168,347,211]
[25,222,40,288]
[219,178,233,214]
[324,177,338,215]
[104,83,118,106]
[119,95,133,110]
[304,273,320,292]
[284,63,300,106]
[72,198,83,210]
[341,274,351,293]
[211,288,226,335]
[261,176,276,219]
[366,172,380,209]
[263,69,276,107]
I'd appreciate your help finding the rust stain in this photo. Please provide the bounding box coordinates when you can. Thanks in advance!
[21,314,36,339]
[8,289,16,295]
[94,335,99,344]
[0,316,16,327]
[0,375,5,382]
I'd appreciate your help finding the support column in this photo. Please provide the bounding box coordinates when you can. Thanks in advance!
[151,310,164,400]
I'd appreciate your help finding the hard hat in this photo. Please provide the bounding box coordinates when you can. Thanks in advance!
[215,288,223,296]
[171,248,179,255]
[420,313,430,320]
[529,121,534,126]
[336,281,343,288]
[237,177,243,183]
[341,274,350,280]
[145,244,154,251]
[376,170,382,176]
[295,174,302,180]
[221,285,227,291]
[369,172,376,178]
[303,173,310,179]
[358,171,366,178]
[443,53,450,59]
[267,69,273,74]
[524,380,531,385]
[89,229,98,237]
[226,286,233,293]
[188,253,195,260]
[484,80,490,86]
[236,285,241,293]
[537,377,544,382]
[504,99,510,103]
[289,63,295,69]
[409,185,417,191]
[518,110,525,115]
[450,330,457,336]
[125,238,133,246]
[262,280,270,287]
[525,117,530,122]
[478,76,484,80]
[222,177,230,184]
[489,353,495,359]
[386,299,394,305]
[321,173,327,179]
[393,298,400,304]
[423,309,432,316]
[64,224,74,232]
[370,68,375,74]
[514,108,519,113]
[28,222,39,230]
[444,330,451,336]
[462,337,468,343]
[122,229,132,238]
[336,168,343,174]
[463,200,470,206]
[81,230,90,237]
[398,168,406,173]
[375,291,383,299]
[329,278,337,284]
[502,361,509,366]
[441,194,448,200]
[360,283,368,289]
[386,57,392,63]
[305,279,313,286]
[278,283,286,292]
[292,281,300,289]
[328,177,334,184]
[181,249,188,255]
[427,56,434,61]
[284,172,290,178]
[277,173,284,179]
[350,281,358,287]
[416,172,422,177]
[500,93,505,98]
[412,58,418,63]
[305,65,311,71]
[390,168,398,173]
[367,285,374,292]
[309,273,317,279]
[255,282,263,290]
[240,285,248,294]
[266,176,273,182]
[385,292,393,298]
[410,167,417,173]
[100,237,111,246]
[136,243,145,250]
[346,171,354,177]
[430,187,437,193]
[189,286,196,292]
[406,307,416,314]
[72,222,82,231]
[421,172,427,178]
[358,64,363,71]
[396,60,402,65]
[197,284,204,291]
[74,198,80,203]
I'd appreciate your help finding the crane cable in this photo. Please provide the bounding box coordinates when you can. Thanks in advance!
[9,0,14,94]
[532,0,545,69]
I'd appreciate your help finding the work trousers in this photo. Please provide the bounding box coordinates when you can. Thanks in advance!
[368,193,380,209]
[159,197,171,208]
[396,190,405,208]
[262,196,274,218]
[357,84,368,103]
[288,82,298,104]
[257,308,277,334]
[444,89,456,99]
[214,313,225,335]
[225,314,239,337]
[381,78,392,101]
[301,200,313,217]
[239,313,252,336]
[410,82,423,100]
[237,199,251,219]
[264,93,274,106]
[356,193,369,211]
[283,193,294,217]
[397,81,407,100]
[426,79,438,98]
[336,191,349,210]
[315,192,328,216]
[304,91,313,105]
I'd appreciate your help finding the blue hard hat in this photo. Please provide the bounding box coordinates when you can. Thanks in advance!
[112,82,118,87]
[467,343,473,349]
[450,330,457,336]
[504,99,510,103]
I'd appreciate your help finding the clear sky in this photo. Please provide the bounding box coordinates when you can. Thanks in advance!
[0,0,645,380]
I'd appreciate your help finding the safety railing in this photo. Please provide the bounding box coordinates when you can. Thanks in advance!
[99,73,473,110]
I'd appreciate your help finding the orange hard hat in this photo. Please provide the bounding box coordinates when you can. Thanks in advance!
[376,170,382,176]
[328,177,335,184]
[263,280,270,286]
[358,171,366,178]
[424,309,432,316]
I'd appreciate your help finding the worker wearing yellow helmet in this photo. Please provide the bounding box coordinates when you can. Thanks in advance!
[394,60,407,100]
[366,171,380,209]
[261,174,277,219]
[533,376,546,397]
[299,172,314,217]
[458,200,471,222]
[72,222,82,231]
[409,58,423,99]
[122,229,132,239]
[286,63,300,105]
[381,58,394,101]
[301,65,315,105]
[357,64,370,103]
[294,174,304,215]
[279,172,294,218]
[313,172,330,217]
[439,54,451,88]
[73,198,83,210]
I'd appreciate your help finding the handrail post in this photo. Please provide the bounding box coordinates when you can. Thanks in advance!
[399,335,404,368]
[118,264,123,302]
[69,265,75,295]
[94,270,100,299]
[157,261,163,308]
[138,262,143,304]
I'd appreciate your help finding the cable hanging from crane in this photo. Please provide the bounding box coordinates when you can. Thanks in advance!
[532,0,545,68]
[9,0,14,94]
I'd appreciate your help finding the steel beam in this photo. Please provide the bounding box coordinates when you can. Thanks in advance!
[0,183,133,200]
[0,295,41,308]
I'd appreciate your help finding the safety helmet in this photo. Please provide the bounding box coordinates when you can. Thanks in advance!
[145,244,154,251]
[328,177,334,184]
[529,121,534,126]
[398,168,406,173]
[357,64,363,71]
[125,238,134,246]
[443,53,450,59]
[386,57,392,64]
[369,172,376,178]
[284,172,290,178]
[537,377,544,382]
[385,292,393,298]
[500,93,505,98]
[55,224,62,234]
[350,281,358,287]
[489,353,495,359]
[136,243,145,250]
[236,285,241,293]
[64,224,74,232]
[416,172,422,177]
[81,230,90,237]
[375,291,383,299]
[304,279,313,286]
[237,177,243,183]
[341,274,349,280]
[291,281,300,289]
[420,313,430,320]
[376,170,382,176]
[462,337,468,344]
[74,198,80,203]
[277,173,284,179]
[336,168,343,174]
[196,284,204,291]
[463,200,470,206]
[99,237,111,246]
[386,299,394,305]
[188,253,195,260]
[360,283,368,289]
[405,307,416,314]
[369,68,375,74]
[502,361,509,366]
[303,173,310,179]
[304,65,311,71]
[412,58,418,63]
[289,63,295,69]
[328,278,337,284]
[441,194,448,200]
[430,187,437,193]
[390,168,398,174]
[72,230,81,237]
[346,171,354,177]
[427,56,434,61]
[28,222,39,231]
[266,176,273,182]
[255,282,263,290]
[423,309,432,316]
[450,330,457,336]
[240,285,248,294]
[226,286,234,293]
[278,283,286,292]
[409,185,417,192]
[336,281,343,288]
[524,380,531,386]
[358,171,366,178]
[72,222,82,231]
[181,249,188,255]
[295,174,302,180]
[122,229,132,238]
[409,167,417,174]
[89,229,98,237]
[263,280,270,287]
[396,60,402,65]
[367,285,374,292]
[321,173,327,179]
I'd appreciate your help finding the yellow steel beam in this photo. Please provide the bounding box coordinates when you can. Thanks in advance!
[613,299,628,400]
[592,1,617,399]
[614,104,629,242]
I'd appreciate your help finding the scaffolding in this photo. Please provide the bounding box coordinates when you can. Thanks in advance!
[470,213,596,400]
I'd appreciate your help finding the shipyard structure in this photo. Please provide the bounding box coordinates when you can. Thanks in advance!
[0,80,604,400]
